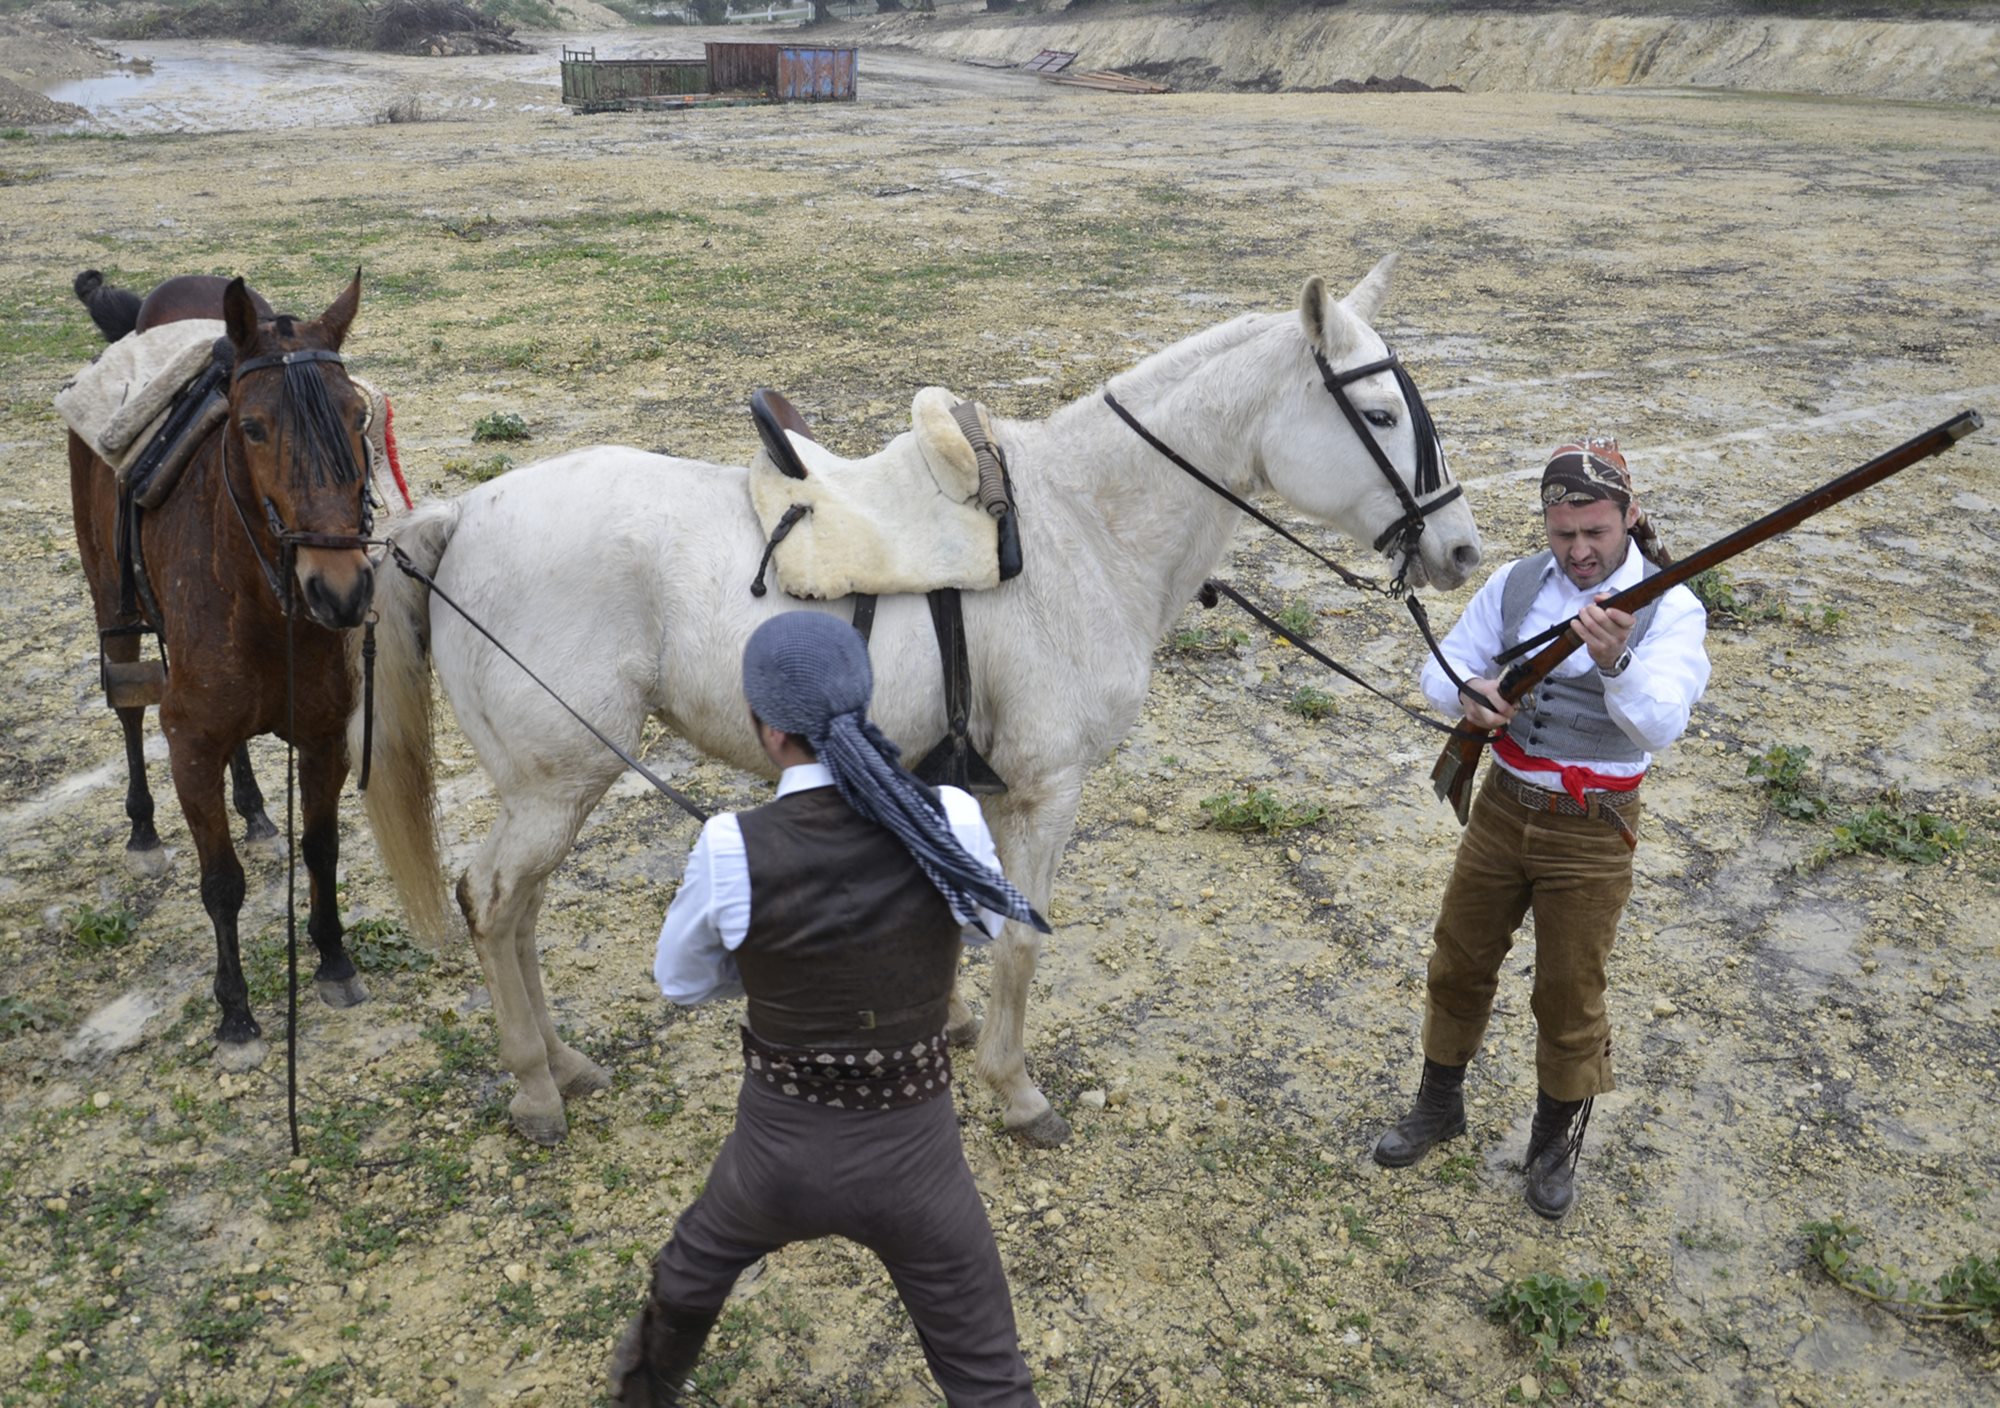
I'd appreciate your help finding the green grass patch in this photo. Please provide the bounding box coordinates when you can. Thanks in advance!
[1746,742,1825,820]
[1811,804,1965,867]
[1200,787,1326,835]
[1804,1217,1998,1344]
[1487,1270,1607,1371]
[344,916,432,974]
[1286,685,1337,721]
[471,411,530,443]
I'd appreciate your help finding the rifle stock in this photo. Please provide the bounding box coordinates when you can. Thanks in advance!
[1432,409,1984,821]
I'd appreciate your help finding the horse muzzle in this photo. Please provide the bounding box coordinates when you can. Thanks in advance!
[296,551,374,630]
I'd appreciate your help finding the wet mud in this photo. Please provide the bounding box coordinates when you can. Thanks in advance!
[0,18,1996,1408]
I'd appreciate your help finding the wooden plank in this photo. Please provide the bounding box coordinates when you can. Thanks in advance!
[1022,49,1077,74]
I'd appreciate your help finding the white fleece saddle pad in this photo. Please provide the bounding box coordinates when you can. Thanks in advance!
[748,386,1002,600]
[54,320,224,473]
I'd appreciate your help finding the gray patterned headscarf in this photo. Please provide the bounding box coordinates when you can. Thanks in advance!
[741,611,1049,938]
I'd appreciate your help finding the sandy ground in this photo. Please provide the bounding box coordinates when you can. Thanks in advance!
[1,17,1997,1408]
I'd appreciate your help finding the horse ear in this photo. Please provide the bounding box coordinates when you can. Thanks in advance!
[1297,275,1331,350]
[223,276,261,352]
[317,268,362,351]
[1341,253,1399,325]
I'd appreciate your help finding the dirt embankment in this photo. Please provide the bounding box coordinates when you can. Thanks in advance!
[0,16,114,124]
[858,2,2000,102]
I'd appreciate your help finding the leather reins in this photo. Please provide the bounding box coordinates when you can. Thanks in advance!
[1108,337,1495,727]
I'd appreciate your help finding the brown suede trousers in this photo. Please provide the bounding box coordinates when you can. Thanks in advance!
[1421,767,1642,1102]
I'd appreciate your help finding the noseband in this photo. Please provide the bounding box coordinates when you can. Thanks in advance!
[223,346,380,605]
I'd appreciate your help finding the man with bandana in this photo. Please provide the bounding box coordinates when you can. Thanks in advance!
[1372,437,1710,1219]
[611,611,1045,1406]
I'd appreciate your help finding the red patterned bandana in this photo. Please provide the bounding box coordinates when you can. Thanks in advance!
[1540,436,1632,510]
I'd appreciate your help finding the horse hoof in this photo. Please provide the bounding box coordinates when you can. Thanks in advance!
[511,1107,568,1146]
[124,845,169,879]
[315,974,370,1009]
[946,1014,983,1049]
[557,1059,612,1100]
[216,1037,270,1072]
[1008,1107,1072,1148]
[248,830,288,862]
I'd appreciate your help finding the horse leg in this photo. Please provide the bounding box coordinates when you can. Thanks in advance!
[230,742,283,854]
[168,733,263,1067]
[299,742,367,1009]
[458,786,609,1145]
[512,881,612,1101]
[978,776,1084,1148]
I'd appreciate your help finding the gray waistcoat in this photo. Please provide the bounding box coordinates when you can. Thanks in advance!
[1499,547,1661,765]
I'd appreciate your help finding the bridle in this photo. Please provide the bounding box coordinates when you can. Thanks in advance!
[221,346,381,604]
[1309,345,1462,585]
[1107,334,1493,739]
[1106,338,1461,597]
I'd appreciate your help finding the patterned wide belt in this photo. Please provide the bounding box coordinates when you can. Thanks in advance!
[740,1025,952,1111]
[1492,768,1641,851]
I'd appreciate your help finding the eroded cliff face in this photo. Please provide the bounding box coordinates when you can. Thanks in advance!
[859,6,2000,103]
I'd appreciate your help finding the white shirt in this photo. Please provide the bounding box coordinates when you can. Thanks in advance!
[652,763,1010,1007]
[1420,542,1711,786]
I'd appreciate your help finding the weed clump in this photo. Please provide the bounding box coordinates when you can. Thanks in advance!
[67,902,137,952]
[1199,787,1325,835]
[472,411,530,443]
[1803,1218,1999,1344]
[1487,1270,1607,1374]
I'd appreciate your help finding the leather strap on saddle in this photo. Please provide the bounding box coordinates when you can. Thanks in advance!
[914,587,1006,795]
[951,399,1022,582]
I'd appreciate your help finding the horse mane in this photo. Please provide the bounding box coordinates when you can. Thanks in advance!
[1100,309,1281,407]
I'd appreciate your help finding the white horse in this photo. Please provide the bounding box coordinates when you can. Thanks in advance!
[359,258,1482,1145]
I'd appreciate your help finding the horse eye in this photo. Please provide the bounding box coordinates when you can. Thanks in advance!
[240,419,269,444]
[1364,409,1398,429]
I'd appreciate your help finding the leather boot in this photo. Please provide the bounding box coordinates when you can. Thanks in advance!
[1372,1058,1468,1167]
[608,1299,718,1407]
[1523,1089,1593,1220]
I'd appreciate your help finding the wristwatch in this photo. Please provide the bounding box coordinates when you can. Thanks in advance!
[1599,648,1633,679]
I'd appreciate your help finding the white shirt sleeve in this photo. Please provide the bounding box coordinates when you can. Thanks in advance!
[940,786,1011,940]
[1419,560,1517,718]
[1601,583,1711,753]
[653,813,751,1006]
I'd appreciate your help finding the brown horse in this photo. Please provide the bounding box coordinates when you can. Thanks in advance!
[68,272,378,1066]
[75,271,285,867]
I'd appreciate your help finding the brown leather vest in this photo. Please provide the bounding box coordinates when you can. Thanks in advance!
[734,786,963,1048]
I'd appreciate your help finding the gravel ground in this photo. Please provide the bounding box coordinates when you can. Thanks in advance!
[0,24,1996,1408]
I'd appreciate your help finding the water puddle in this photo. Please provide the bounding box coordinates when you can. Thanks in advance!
[35,38,568,133]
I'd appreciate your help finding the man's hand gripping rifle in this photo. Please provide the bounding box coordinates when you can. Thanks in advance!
[1431,410,1985,823]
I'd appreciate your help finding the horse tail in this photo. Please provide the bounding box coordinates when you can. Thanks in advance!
[73,270,142,343]
[352,497,462,946]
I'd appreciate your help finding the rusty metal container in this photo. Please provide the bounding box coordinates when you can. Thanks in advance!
[704,41,856,102]
[561,47,709,109]
[775,45,858,102]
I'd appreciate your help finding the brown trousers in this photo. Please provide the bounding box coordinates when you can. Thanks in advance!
[1421,767,1641,1102]
[650,1077,1039,1407]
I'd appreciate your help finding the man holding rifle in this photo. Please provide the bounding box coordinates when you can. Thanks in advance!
[1374,436,1711,1219]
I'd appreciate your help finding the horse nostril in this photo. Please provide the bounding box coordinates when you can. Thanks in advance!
[1453,543,1482,571]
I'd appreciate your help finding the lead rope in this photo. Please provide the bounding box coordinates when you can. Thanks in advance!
[1203,580,1487,743]
[283,543,302,1158]
[387,543,711,823]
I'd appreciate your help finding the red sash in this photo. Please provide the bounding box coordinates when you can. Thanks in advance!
[1492,733,1644,809]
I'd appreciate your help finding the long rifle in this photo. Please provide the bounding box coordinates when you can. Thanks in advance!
[1432,409,1985,821]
